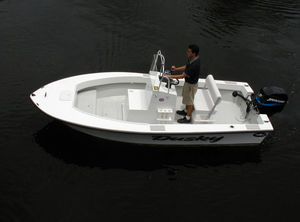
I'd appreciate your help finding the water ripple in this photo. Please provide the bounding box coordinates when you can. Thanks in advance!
[188,0,300,40]
[252,0,300,19]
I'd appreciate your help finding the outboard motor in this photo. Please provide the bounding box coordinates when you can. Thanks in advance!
[232,86,288,118]
[253,86,288,116]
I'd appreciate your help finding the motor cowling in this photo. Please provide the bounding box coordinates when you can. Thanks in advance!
[254,86,288,116]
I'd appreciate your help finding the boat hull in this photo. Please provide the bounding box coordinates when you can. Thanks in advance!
[30,71,274,146]
[67,123,268,146]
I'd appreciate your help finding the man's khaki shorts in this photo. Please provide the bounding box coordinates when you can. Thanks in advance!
[182,82,198,105]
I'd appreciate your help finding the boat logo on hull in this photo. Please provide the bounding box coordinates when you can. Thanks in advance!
[152,135,224,143]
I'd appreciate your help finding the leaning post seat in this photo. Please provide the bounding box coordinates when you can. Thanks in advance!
[193,74,222,122]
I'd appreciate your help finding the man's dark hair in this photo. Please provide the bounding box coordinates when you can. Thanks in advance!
[188,44,199,56]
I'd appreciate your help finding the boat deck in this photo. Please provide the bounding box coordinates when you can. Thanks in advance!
[75,82,259,125]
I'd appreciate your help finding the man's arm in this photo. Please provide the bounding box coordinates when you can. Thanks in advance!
[172,65,186,72]
[164,73,185,79]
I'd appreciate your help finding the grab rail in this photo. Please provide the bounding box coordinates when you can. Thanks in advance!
[150,50,165,75]
[150,50,171,94]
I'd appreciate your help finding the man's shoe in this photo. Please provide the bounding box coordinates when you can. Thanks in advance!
[177,117,191,124]
[176,110,187,116]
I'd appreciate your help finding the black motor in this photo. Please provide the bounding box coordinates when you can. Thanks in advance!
[253,86,288,116]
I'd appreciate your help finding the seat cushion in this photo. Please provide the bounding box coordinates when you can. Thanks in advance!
[194,89,214,112]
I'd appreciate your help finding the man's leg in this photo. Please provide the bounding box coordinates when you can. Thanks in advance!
[186,105,194,120]
[186,84,197,120]
[178,105,193,123]
[177,83,196,123]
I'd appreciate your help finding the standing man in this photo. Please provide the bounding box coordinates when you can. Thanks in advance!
[164,44,200,123]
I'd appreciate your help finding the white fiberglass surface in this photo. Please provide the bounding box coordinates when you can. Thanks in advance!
[75,83,259,125]
[75,83,145,120]
[175,87,260,124]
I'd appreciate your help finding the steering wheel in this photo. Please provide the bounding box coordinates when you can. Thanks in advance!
[164,69,180,86]
[172,78,179,85]
[159,70,180,88]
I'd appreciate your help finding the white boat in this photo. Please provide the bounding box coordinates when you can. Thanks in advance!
[30,50,287,146]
